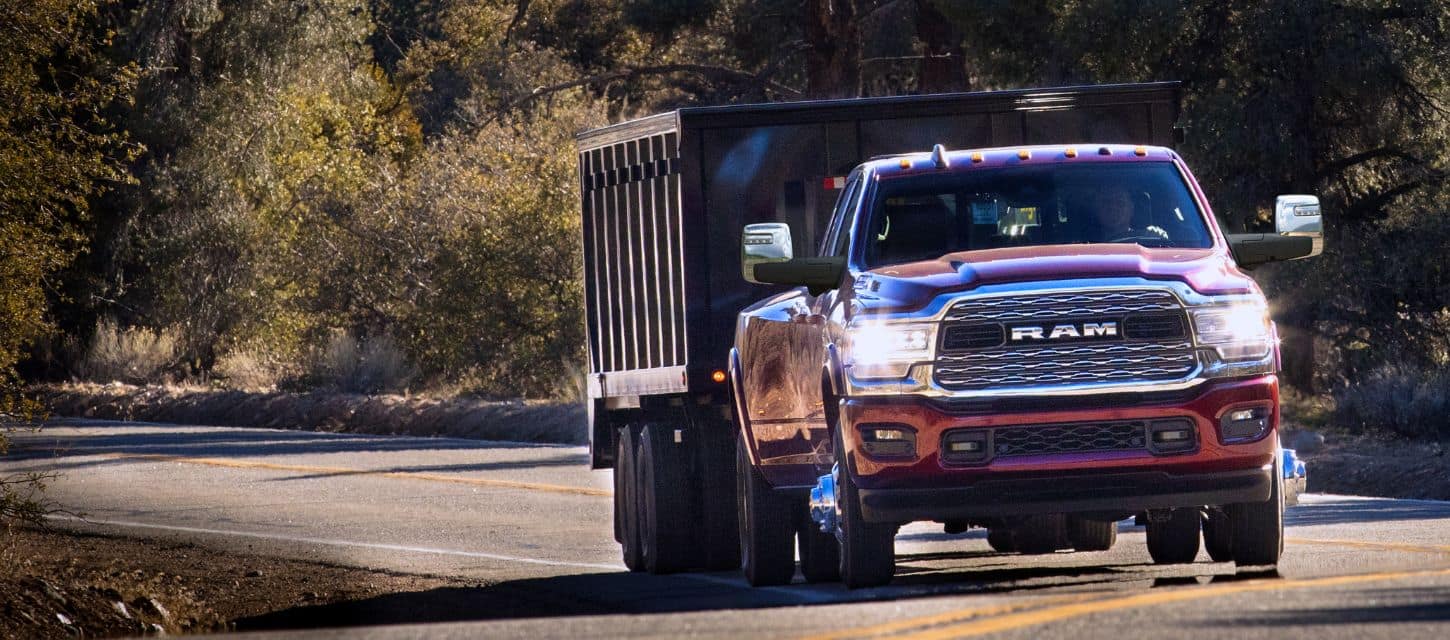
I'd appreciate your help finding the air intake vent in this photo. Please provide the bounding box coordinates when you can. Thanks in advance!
[942,324,1004,351]
[1123,313,1186,340]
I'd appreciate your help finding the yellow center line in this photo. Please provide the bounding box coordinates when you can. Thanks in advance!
[819,567,1450,640]
[1288,537,1450,555]
[96,452,611,497]
[800,593,1103,640]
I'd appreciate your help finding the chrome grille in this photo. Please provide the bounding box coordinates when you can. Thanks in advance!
[934,289,1197,392]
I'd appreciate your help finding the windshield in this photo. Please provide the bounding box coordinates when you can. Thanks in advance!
[859,163,1214,268]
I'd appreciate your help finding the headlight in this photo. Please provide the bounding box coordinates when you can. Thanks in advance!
[845,321,936,379]
[1191,302,1273,362]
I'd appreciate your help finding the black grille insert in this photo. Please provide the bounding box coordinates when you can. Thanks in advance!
[1123,313,1187,340]
[992,421,1146,457]
[942,324,1004,351]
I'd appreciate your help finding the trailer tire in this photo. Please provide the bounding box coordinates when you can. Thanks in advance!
[1229,455,1284,567]
[986,528,1016,553]
[1067,517,1117,552]
[1202,510,1234,562]
[637,424,693,574]
[797,515,841,583]
[1146,508,1201,564]
[737,434,795,586]
[1014,515,1066,555]
[835,436,895,589]
[698,424,742,571]
[616,427,644,572]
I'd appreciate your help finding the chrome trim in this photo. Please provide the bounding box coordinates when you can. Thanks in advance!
[841,278,1274,398]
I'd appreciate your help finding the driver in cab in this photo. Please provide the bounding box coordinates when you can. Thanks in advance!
[1091,186,1169,243]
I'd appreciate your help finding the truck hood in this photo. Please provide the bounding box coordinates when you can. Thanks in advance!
[857,244,1257,312]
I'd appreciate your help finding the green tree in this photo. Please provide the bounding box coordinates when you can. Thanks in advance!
[0,0,137,524]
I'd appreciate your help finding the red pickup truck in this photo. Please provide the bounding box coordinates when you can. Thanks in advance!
[733,143,1322,587]
[576,83,1321,587]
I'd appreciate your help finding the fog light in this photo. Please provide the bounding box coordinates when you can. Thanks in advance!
[942,430,991,465]
[859,423,916,458]
[1147,419,1198,455]
[1153,429,1191,442]
[1220,406,1270,443]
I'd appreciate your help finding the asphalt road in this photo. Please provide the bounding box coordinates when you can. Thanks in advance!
[5,419,1449,639]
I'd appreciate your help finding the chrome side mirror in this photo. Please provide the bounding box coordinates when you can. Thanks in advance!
[742,223,793,284]
[1274,195,1323,258]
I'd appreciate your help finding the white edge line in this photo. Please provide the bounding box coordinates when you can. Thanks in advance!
[49,515,622,572]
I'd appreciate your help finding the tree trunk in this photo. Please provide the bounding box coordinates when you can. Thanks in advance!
[915,0,968,94]
[803,0,861,98]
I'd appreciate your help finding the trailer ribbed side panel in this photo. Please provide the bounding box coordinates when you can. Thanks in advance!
[580,131,686,377]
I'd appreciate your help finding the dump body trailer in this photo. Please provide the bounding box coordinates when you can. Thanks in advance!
[577,82,1183,573]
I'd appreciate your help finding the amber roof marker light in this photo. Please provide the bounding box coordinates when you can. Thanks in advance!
[1017,149,1031,160]
[970,152,984,163]
[1065,147,1078,158]
[1134,146,1148,156]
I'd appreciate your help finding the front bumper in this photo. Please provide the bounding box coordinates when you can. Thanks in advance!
[841,375,1280,523]
[859,466,1272,523]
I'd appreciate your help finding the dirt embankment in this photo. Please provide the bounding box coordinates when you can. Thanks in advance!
[1,526,464,638]
[1295,432,1450,501]
[35,382,586,444]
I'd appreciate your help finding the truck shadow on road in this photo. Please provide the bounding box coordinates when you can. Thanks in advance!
[232,557,1250,632]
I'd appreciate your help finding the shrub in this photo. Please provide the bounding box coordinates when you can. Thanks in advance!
[78,319,180,385]
[313,331,417,394]
[1333,366,1450,439]
[213,346,294,392]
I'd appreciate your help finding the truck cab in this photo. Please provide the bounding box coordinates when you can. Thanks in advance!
[732,143,1323,587]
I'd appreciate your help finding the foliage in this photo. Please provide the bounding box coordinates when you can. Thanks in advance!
[79,319,181,385]
[3,0,1448,421]
[1334,365,1450,439]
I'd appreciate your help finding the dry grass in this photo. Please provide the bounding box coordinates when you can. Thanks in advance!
[1333,365,1450,439]
[78,319,180,385]
[313,331,417,394]
[36,382,586,444]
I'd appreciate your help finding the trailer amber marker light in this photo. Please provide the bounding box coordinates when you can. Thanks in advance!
[712,369,727,383]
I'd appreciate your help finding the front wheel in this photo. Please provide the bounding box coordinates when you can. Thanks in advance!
[737,435,795,586]
[834,439,895,589]
[1202,510,1234,562]
[1229,457,1284,567]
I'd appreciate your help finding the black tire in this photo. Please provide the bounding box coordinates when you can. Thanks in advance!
[1229,453,1284,567]
[637,424,693,574]
[616,427,644,572]
[737,434,795,586]
[986,528,1016,553]
[698,424,742,571]
[834,436,895,589]
[1202,510,1234,562]
[1014,514,1066,555]
[1146,508,1201,564]
[1067,517,1117,552]
[797,516,841,583]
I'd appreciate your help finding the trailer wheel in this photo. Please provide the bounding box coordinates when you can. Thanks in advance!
[1202,510,1234,562]
[834,436,895,589]
[698,424,742,571]
[1067,517,1117,552]
[615,427,644,572]
[637,424,693,574]
[1229,455,1284,567]
[737,434,795,586]
[797,513,840,583]
[1014,515,1066,555]
[986,528,1016,553]
[1146,508,1201,564]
